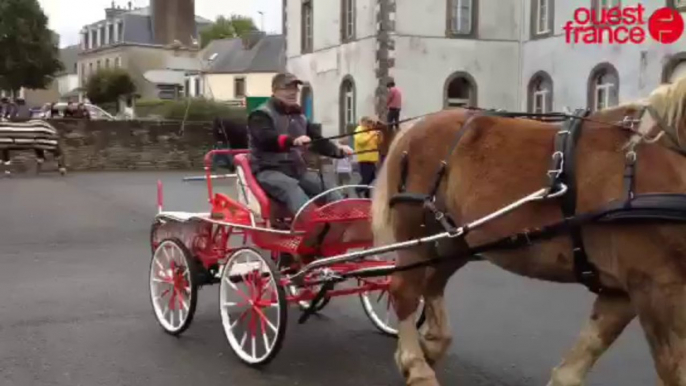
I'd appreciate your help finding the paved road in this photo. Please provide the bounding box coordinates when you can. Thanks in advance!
[0,171,656,386]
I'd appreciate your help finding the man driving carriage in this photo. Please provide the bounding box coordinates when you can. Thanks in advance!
[247,72,354,216]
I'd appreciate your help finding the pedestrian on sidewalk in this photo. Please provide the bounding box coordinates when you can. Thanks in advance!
[353,116,380,198]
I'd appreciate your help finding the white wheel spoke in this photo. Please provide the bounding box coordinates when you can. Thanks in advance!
[262,328,270,352]
[263,315,278,333]
[155,259,165,272]
[239,331,247,348]
[223,276,238,290]
[251,336,256,360]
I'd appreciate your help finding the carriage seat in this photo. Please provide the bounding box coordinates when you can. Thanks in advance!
[233,153,294,225]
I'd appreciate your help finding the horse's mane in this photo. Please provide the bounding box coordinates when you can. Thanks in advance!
[646,80,686,131]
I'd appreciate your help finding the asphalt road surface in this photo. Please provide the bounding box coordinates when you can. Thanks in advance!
[0,170,656,386]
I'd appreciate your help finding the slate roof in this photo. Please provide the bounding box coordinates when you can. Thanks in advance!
[58,45,80,75]
[83,6,212,47]
[202,34,286,74]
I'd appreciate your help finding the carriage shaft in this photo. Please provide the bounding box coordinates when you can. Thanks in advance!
[291,186,565,281]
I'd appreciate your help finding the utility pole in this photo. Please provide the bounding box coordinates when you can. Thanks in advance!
[258,11,265,31]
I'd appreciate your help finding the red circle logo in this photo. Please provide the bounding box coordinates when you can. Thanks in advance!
[649,7,685,44]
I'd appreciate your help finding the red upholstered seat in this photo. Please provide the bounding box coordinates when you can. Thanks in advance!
[233,153,293,224]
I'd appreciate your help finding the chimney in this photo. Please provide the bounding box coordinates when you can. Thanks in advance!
[127,1,131,10]
[152,0,196,46]
[105,1,127,18]
[241,31,265,50]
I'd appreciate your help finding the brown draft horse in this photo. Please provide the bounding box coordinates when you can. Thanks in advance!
[370,79,686,386]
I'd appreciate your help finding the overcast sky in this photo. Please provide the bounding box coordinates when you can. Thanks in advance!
[37,0,282,48]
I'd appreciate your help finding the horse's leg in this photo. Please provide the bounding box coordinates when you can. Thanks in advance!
[54,147,66,175]
[390,249,438,386]
[547,293,635,386]
[419,256,468,367]
[1,149,10,175]
[629,273,686,386]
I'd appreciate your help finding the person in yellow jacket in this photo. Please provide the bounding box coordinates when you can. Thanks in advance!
[353,116,380,198]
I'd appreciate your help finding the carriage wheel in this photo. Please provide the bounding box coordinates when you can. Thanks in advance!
[359,277,426,337]
[149,238,198,336]
[219,248,287,367]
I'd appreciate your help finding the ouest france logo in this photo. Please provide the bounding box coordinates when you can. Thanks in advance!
[564,4,685,44]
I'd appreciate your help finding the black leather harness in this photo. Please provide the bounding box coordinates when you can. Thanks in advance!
[388,107,686,296]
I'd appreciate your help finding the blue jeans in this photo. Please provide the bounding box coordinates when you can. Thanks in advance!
[256,169,343,215]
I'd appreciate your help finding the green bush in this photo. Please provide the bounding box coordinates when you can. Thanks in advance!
[85,68,136,105]
[135,98,247,122]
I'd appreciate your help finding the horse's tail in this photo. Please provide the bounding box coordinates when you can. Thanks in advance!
[371,125,412,246]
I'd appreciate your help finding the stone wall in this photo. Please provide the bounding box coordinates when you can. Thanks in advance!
[55,119,215,171]
[7,119,215,172]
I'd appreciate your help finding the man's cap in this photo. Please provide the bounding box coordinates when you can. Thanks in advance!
[272,72,303,90]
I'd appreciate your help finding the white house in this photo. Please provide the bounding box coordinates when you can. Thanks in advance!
[284,0,686,137]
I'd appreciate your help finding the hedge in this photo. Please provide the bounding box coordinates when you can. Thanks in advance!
[135,98,247,122]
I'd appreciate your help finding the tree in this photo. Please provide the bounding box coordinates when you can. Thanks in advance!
[85,68,136,105]
[199,15,259,48]
[0,0,63,94]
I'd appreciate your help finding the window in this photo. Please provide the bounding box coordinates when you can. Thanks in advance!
[184,79,190,97]
[448,0,474,35]
[668,0,686,11]
[302,0,313,53]
[588,63,619,111]
[444,72,477,108]
[105,58,110,68]
[341,0,355,41]
[194,77,201,97]
[118,21,124,42]
[595,0,620,13]
[339,76,356,134]
[527,71,553,113]
[114,57,121,68]
[234,77,246,98]
[97,60,101,70]
[531,0,553,38]
[301,85,313,120]
[662,52,686,83]
[537,0,549,34]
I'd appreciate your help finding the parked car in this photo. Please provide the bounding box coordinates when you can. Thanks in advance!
[32,103,116,120]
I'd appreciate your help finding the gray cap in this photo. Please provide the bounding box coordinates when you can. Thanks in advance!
[272,72,303,90]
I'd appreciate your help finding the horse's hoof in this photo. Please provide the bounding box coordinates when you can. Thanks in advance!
[59,167,66,176]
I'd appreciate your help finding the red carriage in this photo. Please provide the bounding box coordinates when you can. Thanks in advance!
[148,149,426,365]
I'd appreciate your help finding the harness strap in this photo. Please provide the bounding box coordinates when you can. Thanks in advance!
[553,109,607,295]
[398,151,409,193]
[624,151,637,204]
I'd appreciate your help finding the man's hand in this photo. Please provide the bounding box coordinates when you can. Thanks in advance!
[293,135,311,146]
[338,145,354,156]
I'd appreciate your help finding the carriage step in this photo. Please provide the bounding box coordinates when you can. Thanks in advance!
[297,281,334,324]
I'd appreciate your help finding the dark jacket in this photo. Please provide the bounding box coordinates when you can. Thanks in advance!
[248,97,343,176]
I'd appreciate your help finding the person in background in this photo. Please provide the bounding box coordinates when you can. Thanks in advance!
[386,78,402,131]
[333,137,354,195]
[0,98,9,120]
[353,116,380,198]
[75,103,90,119]
[13,98,31,120]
